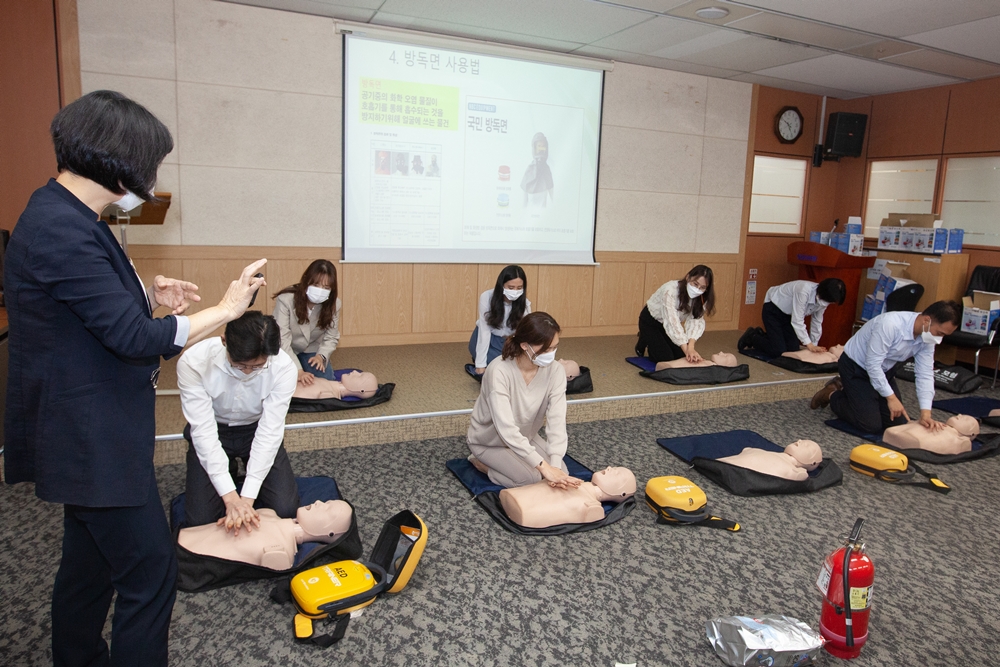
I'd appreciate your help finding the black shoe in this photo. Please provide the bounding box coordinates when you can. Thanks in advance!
[635,334,645,358]
[737,327,755,352]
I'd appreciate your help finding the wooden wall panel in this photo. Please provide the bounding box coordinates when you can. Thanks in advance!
[943,77,1000,155]
[340,264,412,335]
[54,0,81,105]
[412,264,478,333]
[708,262,738,323]
[262,259,315,316]
[477,264,539,308]
[534,265,594,327]
[868,87,950,158]
[753,86,820,157]
[738,236,800,329]
[183,258,258,337]
[591,262,646,326]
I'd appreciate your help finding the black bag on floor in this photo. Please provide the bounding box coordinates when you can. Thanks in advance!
[692,458,843,497]
[641,364,749,385]
[566,366,594,394]
[288,383,395,412]
[894,360,982,394]
[767,356,839,374]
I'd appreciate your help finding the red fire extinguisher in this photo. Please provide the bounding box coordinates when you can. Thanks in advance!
[817,518,874,660]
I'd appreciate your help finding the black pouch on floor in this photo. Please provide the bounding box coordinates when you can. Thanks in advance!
[894,360,982,394]
[288,383,395,413]
[641,364,749,385]
[174,501,364,593]
[566,366,593,394]
[767,356,839,374]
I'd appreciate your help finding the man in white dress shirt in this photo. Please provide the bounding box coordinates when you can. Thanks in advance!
[739,278,845,357]
[810,300,961,434]
[178,311,299,531]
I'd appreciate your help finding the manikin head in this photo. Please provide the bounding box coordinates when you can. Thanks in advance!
[785,440,823,470]
[590,467,637,501]
[558,359,581,380]
[710,352,738,367]
[296,500,353,543]
[340,370,378,396]
[946,414,979,438]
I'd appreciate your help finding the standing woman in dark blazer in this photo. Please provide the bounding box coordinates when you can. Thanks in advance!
[3,90,266,667]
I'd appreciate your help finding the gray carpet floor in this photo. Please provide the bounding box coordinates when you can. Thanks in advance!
[2,380,1000,666]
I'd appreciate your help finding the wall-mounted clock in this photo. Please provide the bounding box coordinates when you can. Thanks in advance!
[774,106,804,144]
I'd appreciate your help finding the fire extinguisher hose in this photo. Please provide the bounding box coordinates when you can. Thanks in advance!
[843,517,866,647]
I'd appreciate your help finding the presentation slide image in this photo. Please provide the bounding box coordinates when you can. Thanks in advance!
[370,141,442,247]
[461,97,584,245]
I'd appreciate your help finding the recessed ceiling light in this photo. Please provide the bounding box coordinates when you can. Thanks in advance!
[695,6,730,20]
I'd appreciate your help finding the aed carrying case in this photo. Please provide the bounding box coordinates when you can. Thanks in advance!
[643,476,740,531]
[276,510,428,648]
[849,444,950,494]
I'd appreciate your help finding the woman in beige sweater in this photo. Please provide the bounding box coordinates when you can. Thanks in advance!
[467,312,582,490]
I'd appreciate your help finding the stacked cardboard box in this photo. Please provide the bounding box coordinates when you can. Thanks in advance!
[876,213,962,254]
[960,291,1000,335]
[861,265,916,322]
[809,216,865,256]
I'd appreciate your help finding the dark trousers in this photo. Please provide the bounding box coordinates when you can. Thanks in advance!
[830,353,908,434]
[183,421,299,527]
[750,302,802,357]
[636,306,684,363]
[52,473,176,667]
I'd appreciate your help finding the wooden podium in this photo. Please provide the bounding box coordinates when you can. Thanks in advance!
[787,241,875,347]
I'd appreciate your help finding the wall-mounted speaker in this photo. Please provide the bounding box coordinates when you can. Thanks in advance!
[823,112,867,159]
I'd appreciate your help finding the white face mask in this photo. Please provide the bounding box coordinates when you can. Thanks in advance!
[921,323,943,345]
[528,346,556,367]
[503,288,524,301]
[113,190,144,212]
[686,282,705,299]
[306,285,331,304]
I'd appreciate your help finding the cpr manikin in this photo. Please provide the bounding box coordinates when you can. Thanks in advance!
[655,351,738,371]
[499,467,637,528]
[718,440,823,482]
[781,344,844,365]
[558,359,581,381]
[293,370,378,400]
[882,414,978,455]
[177,500,352,570]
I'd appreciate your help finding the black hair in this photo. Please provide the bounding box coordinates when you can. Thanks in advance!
[224,311,281,362]
[502,312,560,360]
[486,265,528,330]
[50,90,173,201]
[922,300,962,327]
[817,278,847,306]
[676,265,716,320]
[274,259,338,330]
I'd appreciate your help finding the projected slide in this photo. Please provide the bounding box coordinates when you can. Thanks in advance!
[343,35,603,264]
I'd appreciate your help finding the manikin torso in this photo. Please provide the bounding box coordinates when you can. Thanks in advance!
[882,415,978,455]
[781,345,844,365]
[499,467,637,528]
[655,352,738,371]
[177,500,352,570]
[718,440,823,481]
[293,370,378,400]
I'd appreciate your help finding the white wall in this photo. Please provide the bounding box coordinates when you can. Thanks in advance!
[78,0,751,252]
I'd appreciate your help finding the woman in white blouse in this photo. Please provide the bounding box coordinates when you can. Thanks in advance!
[636,264,716,363]
[469,265,531,374]
[467,312,581,490]
[272,259,342,385]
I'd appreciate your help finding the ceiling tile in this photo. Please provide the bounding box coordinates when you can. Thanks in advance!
[882,49,1000,80]
[846,40,921,60]
[375,0,649,44]
[370,13,586,53]
[590,15,715,54]
[726,12,875,50]
[575,45,742,78]
[221,0,376,20]
[667,0,762,25]
[907,15,1000,64]
[734,0,1000,37]
[605,0,691,12]
[666,33,826,71]
[729,72,861,99]
[755,53,962,96]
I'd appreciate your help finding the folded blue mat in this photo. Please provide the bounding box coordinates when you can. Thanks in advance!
[465,364,483,382]
[825,419,882,442]
[447,454,594,496]
[739,348,773,362]
[626,356,657,372]
[656,430,843,496]
[933,396,1000,419]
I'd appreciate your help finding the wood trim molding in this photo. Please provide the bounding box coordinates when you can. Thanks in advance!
[129,245,343,261]
[53,0,81,106]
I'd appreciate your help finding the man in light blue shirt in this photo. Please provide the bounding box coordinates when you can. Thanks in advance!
[811,301,961,434]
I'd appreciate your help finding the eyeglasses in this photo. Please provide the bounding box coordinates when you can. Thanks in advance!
[230,360,270,373]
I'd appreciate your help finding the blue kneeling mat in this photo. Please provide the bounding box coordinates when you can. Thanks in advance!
[445,455,635,535]
[739,348,772,362]
[825,416,1000,464]
[287,368,395,412]
[825,418,883,442]
[171,476,363,593]
[626,357,750,385]
[656,430,842,497]
[934,396,1000,425]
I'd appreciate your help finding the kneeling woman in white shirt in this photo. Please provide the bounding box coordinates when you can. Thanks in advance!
[636,264,716,363]
[468,265,531,374]
[467,312,582,490]
[273,259,342,385]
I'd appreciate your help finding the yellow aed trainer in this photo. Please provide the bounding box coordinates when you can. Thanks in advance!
[285,510,427,648]
[849,444,950,494]
[643,476,740,531]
